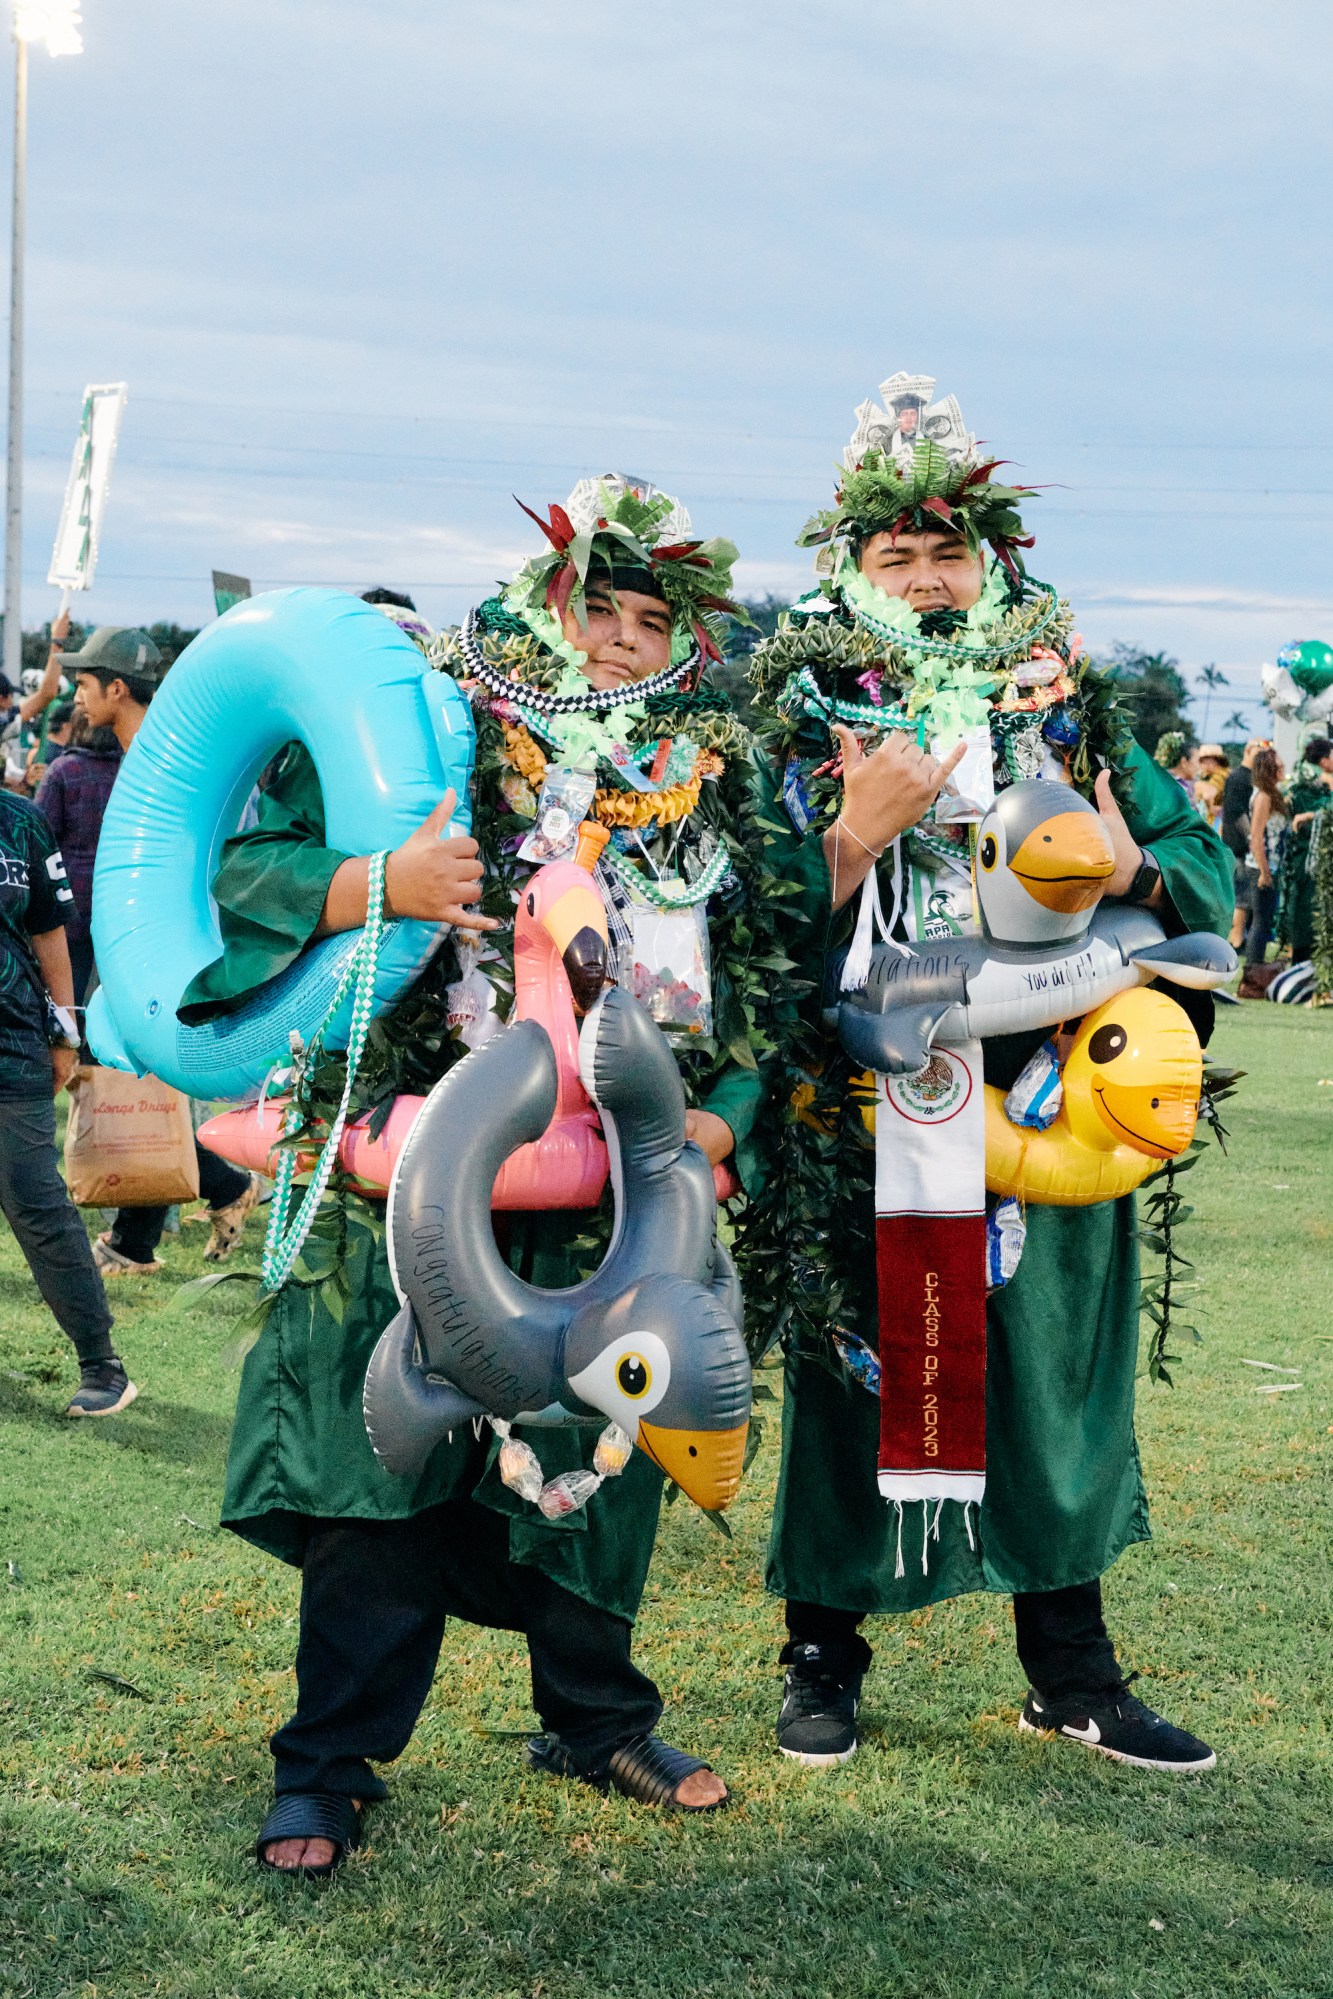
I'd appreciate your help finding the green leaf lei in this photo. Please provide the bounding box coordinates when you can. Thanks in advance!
[727,571,1136,1381]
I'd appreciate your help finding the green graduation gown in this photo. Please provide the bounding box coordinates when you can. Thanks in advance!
[185,743,762,1622]
[763,742,1234,1611]
[1276,765,1331,961]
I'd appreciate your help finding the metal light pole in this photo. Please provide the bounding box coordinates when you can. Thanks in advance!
[4,28,25,688]
[4,3,83,686]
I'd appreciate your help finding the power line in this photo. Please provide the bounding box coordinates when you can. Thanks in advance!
[22,383,1333,454]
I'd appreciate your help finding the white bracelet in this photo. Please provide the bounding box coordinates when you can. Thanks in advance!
[835,816,886,861]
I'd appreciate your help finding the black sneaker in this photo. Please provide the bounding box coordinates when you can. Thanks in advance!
[776,1644,862,1766]
[65,1360,139,1418]
[1019,1684,1216,1773]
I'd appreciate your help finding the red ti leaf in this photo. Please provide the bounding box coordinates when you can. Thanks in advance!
[546,560,578,622]
[514,495,571,552]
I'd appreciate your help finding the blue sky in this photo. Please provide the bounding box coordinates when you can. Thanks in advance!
[10,0,1330,733]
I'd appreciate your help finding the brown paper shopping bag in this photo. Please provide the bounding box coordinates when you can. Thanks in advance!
[63,1064,200,1207]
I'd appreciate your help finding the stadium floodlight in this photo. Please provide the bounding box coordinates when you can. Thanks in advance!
[12,2,83,58]
[4,1,83,684]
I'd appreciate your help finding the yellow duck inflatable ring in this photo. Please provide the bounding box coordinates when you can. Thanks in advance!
[984,987,1202,1206]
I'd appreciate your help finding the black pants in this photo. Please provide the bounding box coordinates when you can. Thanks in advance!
[0,1095,114,1365]
[1243,880,1278,969]
[270,1502,663,1800]
[784,1579,1123,1701]
[67,932,95,1007]
[109,1143,250,1264]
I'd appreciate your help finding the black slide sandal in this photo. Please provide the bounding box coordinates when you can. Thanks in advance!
[255,1792,362,1876]
[526,1732,728,1811]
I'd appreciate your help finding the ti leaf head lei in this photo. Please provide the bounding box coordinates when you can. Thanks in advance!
[796,371,1039,585]
[506,474,749,670]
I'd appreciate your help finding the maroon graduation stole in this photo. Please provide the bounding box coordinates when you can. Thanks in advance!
[874,1038,987,1571]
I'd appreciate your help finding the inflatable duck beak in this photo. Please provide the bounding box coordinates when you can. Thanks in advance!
[636,1416,749,1512]
[1092,1074,1199,1158]
[1093,1078,1199,1158]
[1009,813,1116,913]
[542,880,611,1013]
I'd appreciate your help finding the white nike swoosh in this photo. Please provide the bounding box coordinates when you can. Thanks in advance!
[1060,1719,1102,1744]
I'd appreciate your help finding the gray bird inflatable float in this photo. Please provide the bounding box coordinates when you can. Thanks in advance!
[832,778,1237,1075]
[363,982,751,1513]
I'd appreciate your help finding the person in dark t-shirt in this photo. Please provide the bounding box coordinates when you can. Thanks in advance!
[0,789,136,1413]
[1221,739,1265,949]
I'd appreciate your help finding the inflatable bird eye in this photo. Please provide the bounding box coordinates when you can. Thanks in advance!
[979,833,998,871]
[616,1353,652,1398]
[1087,1022,1128,1063]
[568,1330,671,1425]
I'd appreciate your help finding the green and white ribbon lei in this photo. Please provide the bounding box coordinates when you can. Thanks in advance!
[789,665,913,732]
[260,850,389,1293]
[601,836,732,909]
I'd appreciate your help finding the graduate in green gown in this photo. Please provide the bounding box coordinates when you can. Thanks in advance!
[184,480,770,1871]
[735,373,1233,1775]
[1276,736,1333,962]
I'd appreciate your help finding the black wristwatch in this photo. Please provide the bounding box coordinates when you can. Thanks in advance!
[1121,847,1162,906]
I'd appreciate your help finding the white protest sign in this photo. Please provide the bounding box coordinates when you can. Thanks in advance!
[48,382,128,600]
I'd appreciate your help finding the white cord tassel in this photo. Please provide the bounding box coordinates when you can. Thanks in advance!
[894,1500,906,1579]
[884,836,912,957]
[931,1498,944,1542]
[920,1499,930,1575]
[963,1501,976,1552]
[840,836,909,992]
[840,865,884,992]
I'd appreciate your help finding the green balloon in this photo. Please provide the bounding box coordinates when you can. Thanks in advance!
[1277,639,1333,697]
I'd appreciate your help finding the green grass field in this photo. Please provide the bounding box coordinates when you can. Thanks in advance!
[1,1002,1330,1999]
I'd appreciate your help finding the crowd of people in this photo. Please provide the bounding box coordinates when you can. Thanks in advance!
[1151,729,1333,992]
[0,369,1328,1879]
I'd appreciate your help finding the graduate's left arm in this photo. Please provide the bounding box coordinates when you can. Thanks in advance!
[1095,740,1234,937]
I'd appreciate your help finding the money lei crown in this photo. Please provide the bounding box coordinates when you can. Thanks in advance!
[798,372,1038,584]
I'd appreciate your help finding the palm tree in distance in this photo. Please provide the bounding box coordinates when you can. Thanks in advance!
[1196,663,1228,738]
[1224,710,1249,738]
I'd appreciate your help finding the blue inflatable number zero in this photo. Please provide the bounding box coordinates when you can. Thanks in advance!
[87,588,475,1101]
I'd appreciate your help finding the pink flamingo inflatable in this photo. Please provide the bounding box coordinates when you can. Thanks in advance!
[198,821,741,1205]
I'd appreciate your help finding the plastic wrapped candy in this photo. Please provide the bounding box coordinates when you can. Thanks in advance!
[932,724,995,825]
[1004,1039,1063,1131]
[593,1422,634,1478]
[832,1330,882,1396]
[517,766,597,865]
[986,1194,1027,1288]
[537,1469,604,1519]
[1041,707,1079,752]
[497,1432,545,1506]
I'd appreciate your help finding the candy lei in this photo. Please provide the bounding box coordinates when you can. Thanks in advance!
[261,851,389,1292]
